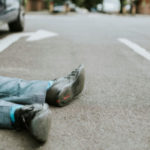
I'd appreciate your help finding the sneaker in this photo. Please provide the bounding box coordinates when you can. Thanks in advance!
[46,64,85,107]
[14,103,51,143]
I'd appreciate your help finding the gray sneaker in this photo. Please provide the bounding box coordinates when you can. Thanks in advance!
[46,65,85,107]
[14,103,51,143]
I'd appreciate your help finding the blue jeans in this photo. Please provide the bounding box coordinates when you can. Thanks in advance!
[0,76,53,129]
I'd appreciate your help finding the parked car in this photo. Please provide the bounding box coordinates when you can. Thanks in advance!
[97,3,103,12]
[102,0,121,13]
[53,5,65,13]
[66,0,76,12]
[50,0,76,13]
[0,0,25,32]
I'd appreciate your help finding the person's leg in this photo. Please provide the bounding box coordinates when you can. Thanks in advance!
[0,76,53,104]
[0,64,85,106]
[0,100,51,143]
[0,100,22,129]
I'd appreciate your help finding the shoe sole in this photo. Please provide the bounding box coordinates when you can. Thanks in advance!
[30,104,52,143]
[56,65,85,107]
[56,84,73,107]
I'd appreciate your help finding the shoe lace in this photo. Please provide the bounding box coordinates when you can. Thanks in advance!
[66,69,78,80]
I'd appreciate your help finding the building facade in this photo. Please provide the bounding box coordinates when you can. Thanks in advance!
[26,0,46,11]
[137,0,150,14]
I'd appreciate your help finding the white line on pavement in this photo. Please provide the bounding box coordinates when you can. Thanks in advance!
[26,30,58,42]
[0,33,23,53]
[0,30,58,53]
[118,38,150,61]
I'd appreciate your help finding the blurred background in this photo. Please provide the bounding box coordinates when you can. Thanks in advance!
[0,0,150,150]
[24,0,150,15]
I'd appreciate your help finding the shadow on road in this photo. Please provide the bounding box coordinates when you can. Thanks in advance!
[0,130,45,150]
[0,30,10,39]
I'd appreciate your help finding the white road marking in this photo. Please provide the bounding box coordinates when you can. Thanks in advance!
[118,38,150,61]
[26,29,58,42]
[0,33,23,53]
[0,30,58,53]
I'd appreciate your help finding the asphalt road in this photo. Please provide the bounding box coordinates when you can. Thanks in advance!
[0,13,150,150]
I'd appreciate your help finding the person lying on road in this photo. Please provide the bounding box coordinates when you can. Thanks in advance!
[0,65,85,143]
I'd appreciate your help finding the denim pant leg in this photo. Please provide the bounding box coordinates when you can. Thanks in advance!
[0,76,50,105]
[0,100,23,129]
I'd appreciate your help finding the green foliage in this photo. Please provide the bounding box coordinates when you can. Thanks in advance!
[72,0,102,10]
[72,0,85,6]
[44,0,50,9]
[49,0,66,5]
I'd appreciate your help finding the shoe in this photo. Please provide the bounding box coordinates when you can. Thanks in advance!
[14,103,51,143]
[46,64,85,107]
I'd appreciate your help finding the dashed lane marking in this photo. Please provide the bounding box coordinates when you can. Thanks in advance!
[118,38,150,61]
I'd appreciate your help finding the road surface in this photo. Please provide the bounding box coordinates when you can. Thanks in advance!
[0,13,150,150]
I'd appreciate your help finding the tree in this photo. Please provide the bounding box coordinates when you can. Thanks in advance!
[72,0,102,10]
[72,0,85,7]
[49,0,66,5]
[83,0,101,10]
[120,0,124,13]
